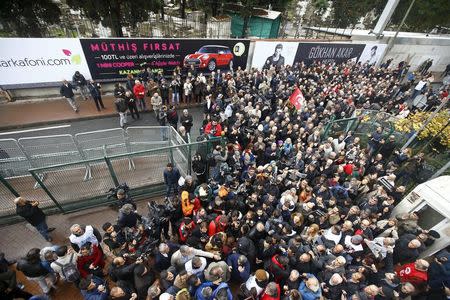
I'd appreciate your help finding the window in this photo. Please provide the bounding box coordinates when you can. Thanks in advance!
[415,204,445,230]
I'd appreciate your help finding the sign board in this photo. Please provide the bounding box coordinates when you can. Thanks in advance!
[252,41,387,67]
[80,38,250,80]
[0,38,90,86]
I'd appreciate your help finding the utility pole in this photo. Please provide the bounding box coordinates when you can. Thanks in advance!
[377,0,416,66]
[373,0,400,37]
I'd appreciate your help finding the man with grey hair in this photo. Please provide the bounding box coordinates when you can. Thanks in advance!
[69,223,101,252]
[171,245,220,272]
[180,109,193,134]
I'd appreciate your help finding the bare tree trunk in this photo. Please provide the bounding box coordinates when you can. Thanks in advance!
[180,0,186,19]
[242,15,250,37]
[110,0,124,37]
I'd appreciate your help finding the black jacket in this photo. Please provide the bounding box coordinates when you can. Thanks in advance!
[16,202,45,226]
[88,82,101,98]
[60,83,75,98]
[16,259,48,278]
[115,98,128,113]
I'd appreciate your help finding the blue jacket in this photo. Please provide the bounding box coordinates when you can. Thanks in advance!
[81,276,109,300]
[195,281,214,300]
[164,168,181,185]
[298,274,322,300]
[226,253,251,282]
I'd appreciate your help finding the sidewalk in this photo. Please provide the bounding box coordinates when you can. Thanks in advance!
[1,198,154,299]
[0,95,117,130]
[0,95,203,130]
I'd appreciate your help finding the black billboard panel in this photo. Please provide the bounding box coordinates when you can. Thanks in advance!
[80,38,250,80]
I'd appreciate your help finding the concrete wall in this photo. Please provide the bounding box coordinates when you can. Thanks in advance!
[6,83,118,101]
[352,31,450,72]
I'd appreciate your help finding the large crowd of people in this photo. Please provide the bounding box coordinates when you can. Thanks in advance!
[5,58,450,300]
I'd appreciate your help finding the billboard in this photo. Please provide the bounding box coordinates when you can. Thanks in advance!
[251,41,299,69]
[252,41,387,67]
[295,43,366,65]
[80,38,250,80]
[358,43,387,65]
[0,38,91,86]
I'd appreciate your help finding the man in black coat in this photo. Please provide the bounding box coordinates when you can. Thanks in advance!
[88,80,105,111]
[15,197,54,242]
[60,79,78,112]
[72,71,89,100]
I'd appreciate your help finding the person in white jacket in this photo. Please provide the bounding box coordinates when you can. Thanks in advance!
[185,256,207,275]
[171,245,220,272]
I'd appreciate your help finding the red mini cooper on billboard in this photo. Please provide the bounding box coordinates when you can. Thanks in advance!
[183,45,234,71]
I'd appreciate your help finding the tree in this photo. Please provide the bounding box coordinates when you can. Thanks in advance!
[331,0,385,28]
[0,0,61,37]
[391,0,450,32]
[67,0,160,37]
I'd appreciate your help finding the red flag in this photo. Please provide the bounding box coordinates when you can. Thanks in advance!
[289,87,304,110]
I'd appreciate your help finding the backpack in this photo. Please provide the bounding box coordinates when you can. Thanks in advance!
[54,253,80,282]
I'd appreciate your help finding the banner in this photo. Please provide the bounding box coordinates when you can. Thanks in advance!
[80,38,250,80]
[0,38,91,86]
[251,41,299,69]
[358,43,387,65]
[295,43,366,65]
[252,41,388,67]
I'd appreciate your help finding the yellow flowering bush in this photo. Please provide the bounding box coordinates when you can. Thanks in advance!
[394,110,450,148]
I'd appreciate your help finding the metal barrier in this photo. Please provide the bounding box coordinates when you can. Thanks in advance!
[0,137,220,223]
[0,139,31,178]
[18,135,84,168]
[75,129,128,159]
[126,126,170,152]
[169,127,189,177]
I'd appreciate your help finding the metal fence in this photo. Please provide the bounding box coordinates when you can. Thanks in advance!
[0,126,219,224]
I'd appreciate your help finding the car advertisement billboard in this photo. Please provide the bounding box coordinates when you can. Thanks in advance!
[80,38,250,80]
[0,38,91,86]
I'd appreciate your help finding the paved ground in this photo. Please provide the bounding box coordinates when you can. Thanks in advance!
[0,99,204,139]
[1,197,156,299]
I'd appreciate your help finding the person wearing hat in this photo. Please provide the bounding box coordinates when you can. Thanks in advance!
[79,274,109,300]
[241,269,269,299]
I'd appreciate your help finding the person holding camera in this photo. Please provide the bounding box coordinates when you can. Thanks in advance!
[15,197,55,242]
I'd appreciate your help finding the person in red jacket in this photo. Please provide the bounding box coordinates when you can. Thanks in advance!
[77,242,104,278]
[268,254,290,284]
[133,80,146,111]
[260,282,281,300]
[208,215,228,237]
[204,119,222,137]
[396,259,429,290]
[178,217,196,243]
